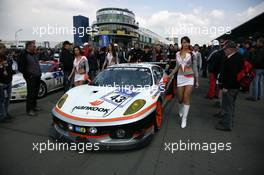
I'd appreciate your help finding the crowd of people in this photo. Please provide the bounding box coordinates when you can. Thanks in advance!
[203,36,264,131]
[0,35,263,132]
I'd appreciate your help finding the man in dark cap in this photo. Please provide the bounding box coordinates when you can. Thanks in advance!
[216,40,243,131]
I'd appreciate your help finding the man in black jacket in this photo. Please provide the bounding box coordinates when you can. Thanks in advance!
[128,43,144,63]
[60,41,74,92]
[88,48,99,80]
[216,40,243,131]
[142,45,153,62]
[200,44,209,78]
[18,41,41,116]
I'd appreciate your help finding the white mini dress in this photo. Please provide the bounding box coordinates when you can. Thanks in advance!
[176,52,198,87]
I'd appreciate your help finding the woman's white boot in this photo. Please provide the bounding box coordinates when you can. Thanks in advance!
[178,103,183,118]
[181,104,190,128]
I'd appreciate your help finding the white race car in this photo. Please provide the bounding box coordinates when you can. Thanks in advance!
[51,63,172,150]
[11,61,64,101]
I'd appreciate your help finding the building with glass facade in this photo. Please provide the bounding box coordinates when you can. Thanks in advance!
[92,8,139,48]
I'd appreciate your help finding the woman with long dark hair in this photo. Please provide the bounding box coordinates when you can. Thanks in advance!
[170,36,199,128]
[68,46,89,87]
[102,43,117,70]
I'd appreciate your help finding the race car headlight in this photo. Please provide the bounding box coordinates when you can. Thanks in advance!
[124,99,146,115]
[57,94,68,109]
[12,82,26,88]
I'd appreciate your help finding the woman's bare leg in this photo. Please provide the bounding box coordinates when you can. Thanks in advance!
[177,86,184,103]
[177,86,184,117]
[183,85,193,105]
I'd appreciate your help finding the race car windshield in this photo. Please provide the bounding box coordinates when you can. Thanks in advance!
[40,64,52,73]
[93,67,153,87]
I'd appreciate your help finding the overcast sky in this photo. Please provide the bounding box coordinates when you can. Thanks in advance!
[0,0,263,45]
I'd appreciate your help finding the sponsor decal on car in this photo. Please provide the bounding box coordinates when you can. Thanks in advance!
[89,100,104,106]
[72,106,110,115]
[75,126,86,133]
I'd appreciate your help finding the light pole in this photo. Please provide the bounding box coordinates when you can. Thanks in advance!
[15,28,23,48]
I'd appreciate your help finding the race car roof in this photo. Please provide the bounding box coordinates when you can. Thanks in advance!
[109,63,158,69]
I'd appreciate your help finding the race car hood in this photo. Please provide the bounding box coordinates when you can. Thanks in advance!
[56,85,159,123]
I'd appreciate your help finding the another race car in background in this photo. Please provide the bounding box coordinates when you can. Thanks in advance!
[11,60,64,101]
[51,63,173,150]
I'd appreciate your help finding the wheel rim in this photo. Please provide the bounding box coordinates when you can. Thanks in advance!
[156,101,162,128]
[38,83,46,97]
